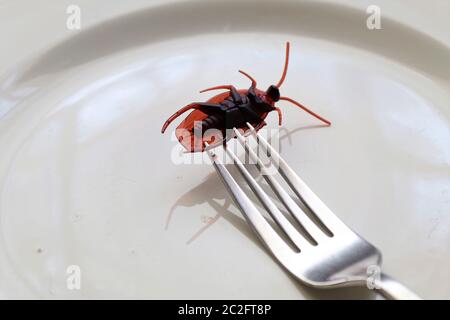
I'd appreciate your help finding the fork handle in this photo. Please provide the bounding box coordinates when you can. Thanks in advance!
[375,273,422,300]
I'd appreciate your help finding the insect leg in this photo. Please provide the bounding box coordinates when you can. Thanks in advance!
[200,85,242,104]
[199,85,235,93]
[229,87,242,103]
[161,103,221,133]
[238,70,257,88]
[279,96,331,125]
[253,121,267,132]
[274,107,283,126]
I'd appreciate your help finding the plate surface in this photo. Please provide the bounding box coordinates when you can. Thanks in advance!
[0,0,449,299]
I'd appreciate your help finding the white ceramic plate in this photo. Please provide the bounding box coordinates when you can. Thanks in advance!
[0,0,449,299]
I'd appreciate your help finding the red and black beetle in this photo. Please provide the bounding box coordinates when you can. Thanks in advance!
[161,42,331,152]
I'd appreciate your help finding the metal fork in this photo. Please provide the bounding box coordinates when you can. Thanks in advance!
[206,123,421,300]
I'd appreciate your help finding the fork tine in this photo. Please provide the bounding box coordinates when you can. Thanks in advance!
[246,123,349,234]
[223,143,312,251]
[233,128,329,244]
[205,144,295,256]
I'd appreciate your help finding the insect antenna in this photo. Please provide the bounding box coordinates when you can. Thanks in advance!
[275,42,290,88]
[279,96,331,125]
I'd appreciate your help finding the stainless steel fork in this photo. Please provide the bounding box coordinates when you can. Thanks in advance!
[206,123,421,300]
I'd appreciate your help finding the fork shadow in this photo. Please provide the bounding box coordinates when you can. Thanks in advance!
[164,124,377,299]
[165,170,252,245]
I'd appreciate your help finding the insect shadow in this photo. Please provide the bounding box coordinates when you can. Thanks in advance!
[164,123,375,299]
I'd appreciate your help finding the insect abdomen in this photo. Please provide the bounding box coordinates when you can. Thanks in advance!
[193,114,224,134]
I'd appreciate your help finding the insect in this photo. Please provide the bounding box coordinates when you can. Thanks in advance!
[161,42,331,152]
